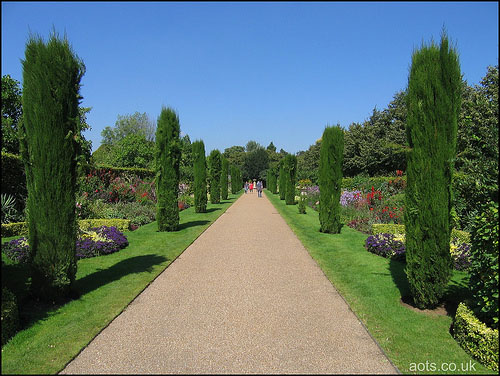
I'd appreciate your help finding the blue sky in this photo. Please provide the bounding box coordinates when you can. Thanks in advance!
[2,1,498,155]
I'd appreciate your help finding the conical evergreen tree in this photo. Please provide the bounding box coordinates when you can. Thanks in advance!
[221,157,229,200]
[279,158,286,200]
[405,32,461,309]
[155,107,181,231]
[20,31,85,302]
[319,125,344,234]
[192,140,207,213]
[284,154,297,205]
[208,149,222,204]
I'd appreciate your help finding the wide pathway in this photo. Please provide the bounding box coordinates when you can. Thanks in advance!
[61,191,398,374]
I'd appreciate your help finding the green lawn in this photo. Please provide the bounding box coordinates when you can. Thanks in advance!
[264,190,494,374]
[1,193,241,375]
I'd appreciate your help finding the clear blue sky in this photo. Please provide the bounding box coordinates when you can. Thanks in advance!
[2,1,498,155]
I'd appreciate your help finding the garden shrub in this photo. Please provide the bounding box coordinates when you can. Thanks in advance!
[1,287,19,345]
[278,159,286,200]
[405,33,461,309]
[468,202,499,329]
[1,222,28,237]
[453,302,499,371]
[155,107,181,232]
[20,32,85,301]
[319,125,344,233]
[371,224,470,243]
[365,233,406,261]
[78,219,130,232]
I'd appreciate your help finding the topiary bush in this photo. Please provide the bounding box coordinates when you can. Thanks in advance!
[221,157,229,200]
[20,31,85,302]
[1,287,19,345]
[405,33,461,309]
[155,107,181,232]
[453,302,499,371]
[319,125,344,234]
[284,154,297,205]
[468,202,499,330]
[208,149,222,204]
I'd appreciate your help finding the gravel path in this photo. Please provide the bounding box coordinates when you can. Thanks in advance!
[60,191,398,374]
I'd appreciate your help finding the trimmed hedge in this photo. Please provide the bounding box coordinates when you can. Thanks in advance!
[371,224,470,243]
[1,287,19,345]
[2,219,130,237]
[91,164,155,180]
[453,302,499,371]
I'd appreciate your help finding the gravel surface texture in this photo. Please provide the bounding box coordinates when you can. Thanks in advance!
[60,191,398,374]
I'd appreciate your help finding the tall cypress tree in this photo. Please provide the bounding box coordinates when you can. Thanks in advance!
[319,125,344,234]
[208,149,222,204]
[269,166,278,194]
[192,140,207,213]
[279,158,286,200]
[221,157,229,200]
[405,32,461,309]
[155,107,181,232]
[20,31,84,302]
[284,154,297,205]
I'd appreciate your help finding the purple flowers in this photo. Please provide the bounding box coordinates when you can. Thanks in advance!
[3,226,128,263]
[340,190,363,207]
[365,233,406,261]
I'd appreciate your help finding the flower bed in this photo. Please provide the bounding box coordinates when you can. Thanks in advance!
[2,226,128,262]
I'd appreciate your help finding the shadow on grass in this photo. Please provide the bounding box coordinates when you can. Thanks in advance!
[205,207,221,213]
[14,254,168,332]
[389,257,411,299]
[177,220,210,231]
[75,254,168,296]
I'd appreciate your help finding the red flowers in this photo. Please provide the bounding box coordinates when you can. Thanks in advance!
[396,170,403,176]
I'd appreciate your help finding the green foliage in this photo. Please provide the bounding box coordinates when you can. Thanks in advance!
[101,111,155,146]
[1,152,27,215]
[296,139,321,184]
[221,157,229,200]
[110,133,155,169]
[208,149,222,204]
[1,75,23,154]
[1,287,19,345]
[278,158,286,200]
[453,302,499,371]
[223,145,245,171]
[20,30,84,302]
[283,154,297,205]
[298,194,307,214]
[266,166,278,194]
[454,65,499,230]
[468,203,499,329]
[155,107,181,231]
[404,32,461,309]
[230,165,242,194]
[180,134,194,185]
[243,145,269,182]
[319,125,344,233]
[192,140,207,213]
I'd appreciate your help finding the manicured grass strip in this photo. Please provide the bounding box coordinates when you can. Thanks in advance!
[0,193,241,375]
[264,190,494,374]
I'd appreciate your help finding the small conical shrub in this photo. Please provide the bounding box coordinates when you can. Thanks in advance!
[20,31,85,301]
[405,32,461,309]
[208,149,222,204]
[319,125,344,234]
[155,107,181,232]
[192,140,207,213]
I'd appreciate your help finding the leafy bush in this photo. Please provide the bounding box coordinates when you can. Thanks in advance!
[1,194,23,224]
[1,152,27,215]
[453,302,499,371]
[1,287,19,345]
[468,203,499,329]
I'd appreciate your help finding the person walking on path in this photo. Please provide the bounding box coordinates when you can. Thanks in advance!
[244,181,249,194]
[256,180,263,197]
[249,181,253,193]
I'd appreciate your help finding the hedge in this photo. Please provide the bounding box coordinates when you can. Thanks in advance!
[371,224,470,243]
[453,302,499,371]
[2,219,130,237]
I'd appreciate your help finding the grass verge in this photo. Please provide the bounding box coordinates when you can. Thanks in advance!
[1,193,241,375]
[264,190,494,374]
